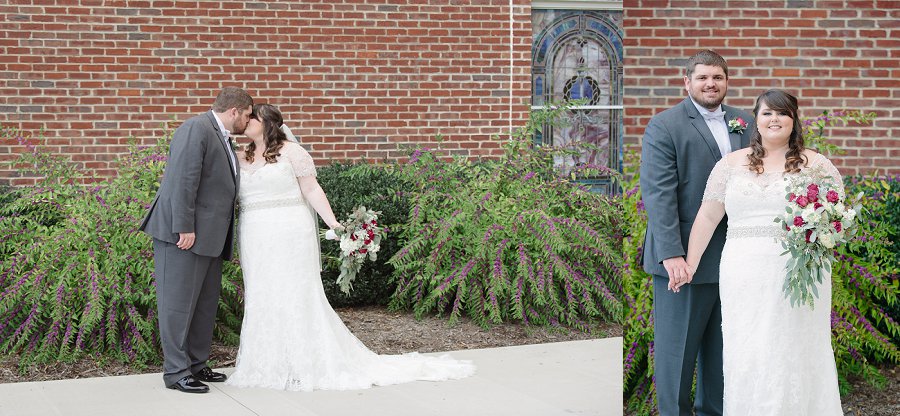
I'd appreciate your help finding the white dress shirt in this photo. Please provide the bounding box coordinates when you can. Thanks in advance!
[211,111,237,176]
[690,98,732,157]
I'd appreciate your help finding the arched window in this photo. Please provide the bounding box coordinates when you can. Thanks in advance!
[532,8,623,193]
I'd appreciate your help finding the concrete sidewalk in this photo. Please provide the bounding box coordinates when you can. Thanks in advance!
[0,338,622,416]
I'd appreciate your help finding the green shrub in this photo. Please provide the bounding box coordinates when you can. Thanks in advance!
[621,152,657,414]
[843,174,900,344]
[0,124,246,368]
[316,162,411,307]
[381,104,625,330]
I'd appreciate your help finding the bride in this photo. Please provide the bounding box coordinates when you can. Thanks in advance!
[226,104,476,391]
[680,89,843,414]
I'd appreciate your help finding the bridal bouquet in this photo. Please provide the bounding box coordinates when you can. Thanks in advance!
[329,206,384,295]
[774,167,860,308]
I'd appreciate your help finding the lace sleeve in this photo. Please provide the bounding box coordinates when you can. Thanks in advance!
[281,142,317,178]
[810,153,845,198]
[702,158,730,203]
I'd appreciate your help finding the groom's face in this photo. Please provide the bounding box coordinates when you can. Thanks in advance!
[230,105,253,135]
[684,64,728,110]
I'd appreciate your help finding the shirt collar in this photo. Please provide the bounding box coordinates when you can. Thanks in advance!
[689,97,724,118]
[211,110,230,138]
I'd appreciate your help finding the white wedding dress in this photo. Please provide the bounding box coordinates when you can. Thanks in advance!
[703,152,843,415]
[226,142,476,391]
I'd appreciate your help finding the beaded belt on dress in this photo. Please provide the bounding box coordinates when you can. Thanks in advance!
[726,225,786,239]
[240,197,305,212]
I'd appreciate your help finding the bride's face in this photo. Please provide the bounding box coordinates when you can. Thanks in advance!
[244,115,263,139]
[756,101,793,144]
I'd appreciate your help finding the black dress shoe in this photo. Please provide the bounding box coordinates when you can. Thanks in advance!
[167,375,209,393]
[195,366,228,383]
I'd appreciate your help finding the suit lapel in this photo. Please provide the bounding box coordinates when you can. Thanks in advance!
[205,111,238,184]
[682,99,722,160]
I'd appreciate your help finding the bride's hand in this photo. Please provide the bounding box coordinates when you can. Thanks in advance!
[672,264,696,292]
[663,257,691,293]
[324,224,345,241]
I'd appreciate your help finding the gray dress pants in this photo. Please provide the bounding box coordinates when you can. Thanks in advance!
[153,238,223,387]
[653,275,724,416]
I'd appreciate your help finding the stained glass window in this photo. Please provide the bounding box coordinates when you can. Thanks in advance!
[532,9,623,194]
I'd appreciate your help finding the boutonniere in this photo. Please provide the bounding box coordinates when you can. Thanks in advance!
[727,117,748,134]
[228,136,240,152]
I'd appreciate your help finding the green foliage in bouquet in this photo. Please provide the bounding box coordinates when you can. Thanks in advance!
[381,103,625,330]
[315,162,410,307]
[0,124,245,369]
[622,111,898,415]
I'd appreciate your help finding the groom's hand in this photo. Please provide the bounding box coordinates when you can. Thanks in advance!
[663,256,690,293]
[177,232,196,250]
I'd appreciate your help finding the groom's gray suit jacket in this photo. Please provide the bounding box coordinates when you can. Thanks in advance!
[140,110,239,260]
[640,98,754,284]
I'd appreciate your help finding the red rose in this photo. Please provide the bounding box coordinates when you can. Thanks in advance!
[814,202,823,210]
[805,229,813,243]
[793,216,805,227]
[362,223,369,230]
[826,190,839,203]
[795,196,809,207]
[807,184,819,200]
[350,234,357,241]
[359,248,367,254]
[368,230,375,239]
[788,193,797,202]
[833,221,842,232]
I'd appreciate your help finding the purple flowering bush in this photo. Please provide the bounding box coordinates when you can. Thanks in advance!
[831,173,900,388]
[623,112,899,415]
[385,104,624,330]
[0,125,245,369]
[620,152,658,414]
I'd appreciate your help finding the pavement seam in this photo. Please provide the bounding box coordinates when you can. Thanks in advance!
[210,384,262,416]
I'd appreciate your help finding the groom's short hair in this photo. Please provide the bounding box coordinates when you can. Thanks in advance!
[212,86,253,113]
[685,50,729,79]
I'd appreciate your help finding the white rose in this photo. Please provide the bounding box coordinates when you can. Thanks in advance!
[819,232,835,248]
[805,210,821,224]
[843,209,857,222]
[339,239,354,254]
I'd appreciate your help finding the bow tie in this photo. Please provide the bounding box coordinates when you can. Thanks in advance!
[702,110,726,121]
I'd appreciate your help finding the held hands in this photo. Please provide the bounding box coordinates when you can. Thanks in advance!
[663,257,695,293]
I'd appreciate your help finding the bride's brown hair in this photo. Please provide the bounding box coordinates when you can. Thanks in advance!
[244,103,288,164]
[747,89,807,174]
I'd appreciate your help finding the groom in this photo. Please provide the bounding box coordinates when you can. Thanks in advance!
[640,50,753,415]
[140,87,253,393]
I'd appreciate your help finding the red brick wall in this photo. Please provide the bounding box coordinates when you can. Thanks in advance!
[623,1,900,176]
[0,0,533,185]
